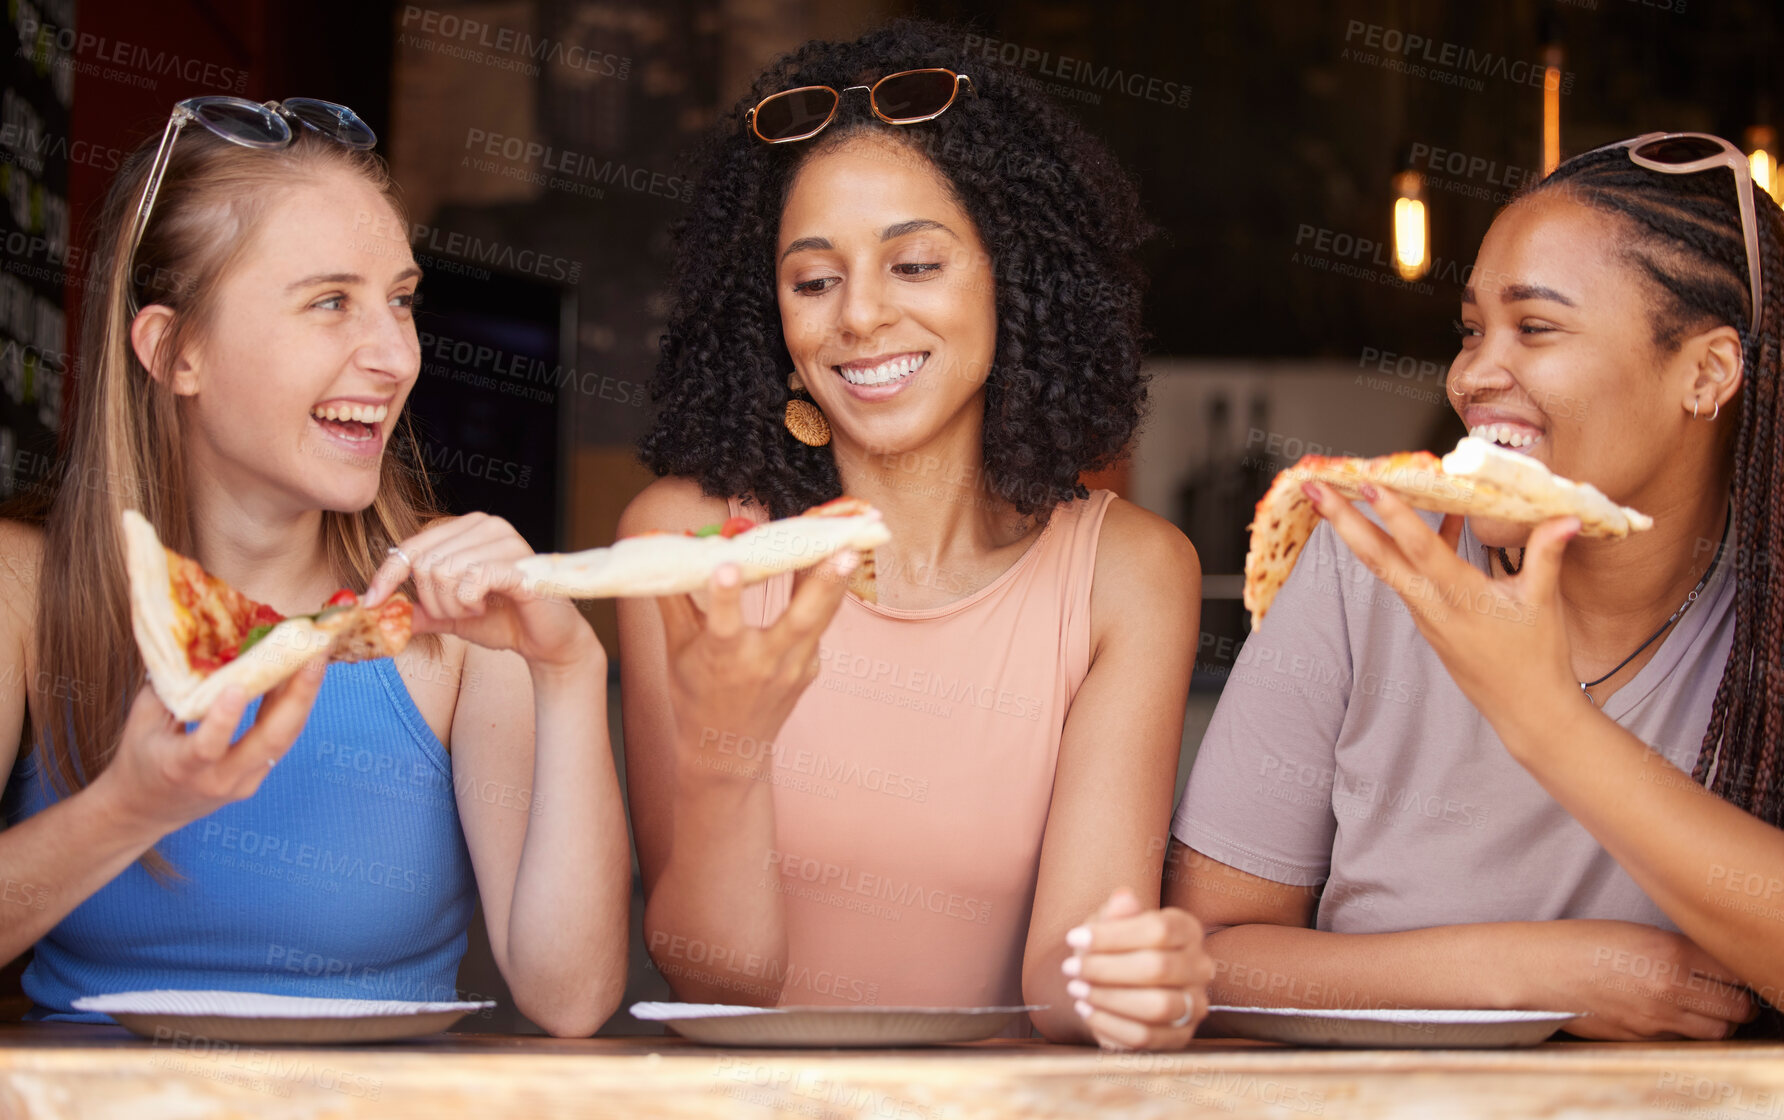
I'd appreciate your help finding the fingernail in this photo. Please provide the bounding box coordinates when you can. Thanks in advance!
[833,550,860,573]
[1066,926,1091,950]
[1066,979,1089,999]
[1361,484,1380,502]
[1073,999,1093,1020]
[716,565,739,588]
[1060,955,1081,977]
[1300,481,1321,505]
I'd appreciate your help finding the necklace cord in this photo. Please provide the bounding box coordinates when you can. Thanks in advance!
[1578,504,1732,698]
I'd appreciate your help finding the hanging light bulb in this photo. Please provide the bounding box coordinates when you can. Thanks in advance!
[1542,44,1563,176]
[1392,169,1428,282]
[1746,126,1780,204]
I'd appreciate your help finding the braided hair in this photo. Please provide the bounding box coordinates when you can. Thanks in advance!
[641,19,1152,519]
[1531,145,1784,825]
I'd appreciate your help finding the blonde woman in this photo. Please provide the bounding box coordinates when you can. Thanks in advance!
[0,98,628,1034]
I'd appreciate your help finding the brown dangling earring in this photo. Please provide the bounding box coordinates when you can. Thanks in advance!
[784,370,831,447]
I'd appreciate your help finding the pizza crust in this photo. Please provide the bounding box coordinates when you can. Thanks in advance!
[516,499,892,601]
[1242,437,1652,631]
[1241,470,1325,634]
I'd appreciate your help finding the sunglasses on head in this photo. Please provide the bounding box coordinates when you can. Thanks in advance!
[744,68,974,144]
[126,97,377,311]
[1573,132,1763,329]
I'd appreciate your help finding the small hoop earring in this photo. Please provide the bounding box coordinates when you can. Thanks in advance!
[1711,400,1721,421]
[1692,399,1700,420]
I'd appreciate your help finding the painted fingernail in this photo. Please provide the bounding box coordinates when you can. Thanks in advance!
[1066,979,1089,999]
[1361,484,1380,502]
[1300,482,1321,504]
[1060,955,1082,977]
[1073,999,1094,1020]
[1066,926,1091,950]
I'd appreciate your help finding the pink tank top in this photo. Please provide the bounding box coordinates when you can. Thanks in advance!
[730,489,1115,1012]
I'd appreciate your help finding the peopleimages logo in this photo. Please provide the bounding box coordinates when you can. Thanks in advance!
[197,823,431,894]
[817,644,1045,722]
[18,12,248,93]
[463,128,692,203]
[764,850,995,925]
[353,211,583,283]
[399,5,630,79]
[961,34,1191,108]
[1341,21,1575,95]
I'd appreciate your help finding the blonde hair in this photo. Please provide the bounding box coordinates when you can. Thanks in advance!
[9,124,441,844]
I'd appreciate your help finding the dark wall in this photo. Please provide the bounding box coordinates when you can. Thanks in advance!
[898,0,1781,361]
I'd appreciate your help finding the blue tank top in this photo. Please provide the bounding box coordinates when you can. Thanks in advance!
[5,659,478,1022]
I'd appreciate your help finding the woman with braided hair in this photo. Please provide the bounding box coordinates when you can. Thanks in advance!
[1168,133,1784,1040]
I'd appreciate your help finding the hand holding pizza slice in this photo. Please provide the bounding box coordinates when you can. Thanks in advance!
[122,510,414,721]
[515,496,892,602]
[1242,436,1653,630]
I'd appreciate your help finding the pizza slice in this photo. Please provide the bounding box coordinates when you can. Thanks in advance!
[515,496,891,602]
[122,510,414,721]
[1243,436,1653,631]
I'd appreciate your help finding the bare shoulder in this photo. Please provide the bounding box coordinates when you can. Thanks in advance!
[1091,496,1201,596]
[1084,495,1199,672]
[0,519,43,625]
[0,518,43,575]
[0,521,42,754]
[616,476,734,538]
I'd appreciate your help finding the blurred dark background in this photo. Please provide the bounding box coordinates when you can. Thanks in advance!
[2,0,1777,1030]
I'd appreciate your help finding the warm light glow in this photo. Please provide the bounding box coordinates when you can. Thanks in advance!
[1752,148,1776,200]
[1394,198,1427,280]
[1392,170,1428,281]
[1542,45,1563,176]
[1747,127,1781,204]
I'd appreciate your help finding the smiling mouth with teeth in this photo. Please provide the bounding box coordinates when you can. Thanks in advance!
[1468,423,1541,450]
[310,402,390,442]
[837,352,927,387]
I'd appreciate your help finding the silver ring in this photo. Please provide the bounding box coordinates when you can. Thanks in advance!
[388,545,412,567]
[1169,992,1197,1029]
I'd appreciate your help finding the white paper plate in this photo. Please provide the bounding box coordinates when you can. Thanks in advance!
[630,1002,1042,1047]
[1198,1005,1576,1049]
[72,990,496,1044]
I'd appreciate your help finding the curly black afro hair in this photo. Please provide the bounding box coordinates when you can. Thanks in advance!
[641,18,1153,519]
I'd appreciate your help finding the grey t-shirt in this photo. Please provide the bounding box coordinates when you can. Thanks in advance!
[1173,514,1735,934]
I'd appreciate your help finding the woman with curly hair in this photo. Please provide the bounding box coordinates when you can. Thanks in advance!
[618,20,1214,1047]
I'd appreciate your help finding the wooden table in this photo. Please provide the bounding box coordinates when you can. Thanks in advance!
[0,1024,1782,1118]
